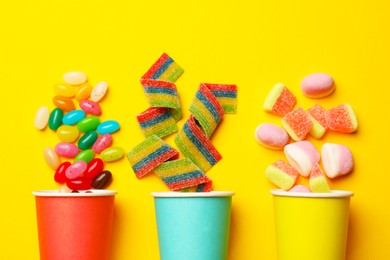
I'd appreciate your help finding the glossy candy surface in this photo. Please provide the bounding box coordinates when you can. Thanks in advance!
[44,147,61,169]
[75,83,92,101]
[63,71,87,85]
[79,100,102,115]
[53,84,75,97]
[65,160,87,179]
[74,149,95,163]
[91,81,108,102]
[56,125,79,142]
[101,147,124,162]
[91,170,112,189]
[55,142,80,158]
[77,116,100,132]
[62,110,86,125]
[78,131,98,150]
[97,120,120,134]
[92,134,112,153]
[84,158,104,180]
[52,96,75,112]
[54,161,71,184]
[34,106,50,130]
[66,177,91,190]
[48,108,63,130]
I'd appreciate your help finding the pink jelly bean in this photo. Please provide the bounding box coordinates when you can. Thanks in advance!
[65,160,88,180]
[79,100,102,116]
[55,142,80,158]
[92,134,112,153]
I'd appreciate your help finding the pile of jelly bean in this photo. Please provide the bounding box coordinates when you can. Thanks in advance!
[34,72,124,191]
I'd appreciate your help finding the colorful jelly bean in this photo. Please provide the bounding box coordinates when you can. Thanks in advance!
[34,106,50,130]
[53,84,75,97]
[55,142,80,158]
[77,116,100,132]
[78,131,98,150]
[101,147,124,162]
[75,83,93,101]
[74,149,95,163]
[91,170,112,189]
[97,120,120,134]
[84,158,104,180]
[91,81,108,102]
[54,161,71,183]
[92,134,112,154]
[56,125,79,142]
[62,110,86,125]
[52,96,75,112]
[66,177,91,190]
[48,108,63,130]
[44,147,61,169]
[63,71,88,85]
[65,160,87,179]
[79,100,102,115]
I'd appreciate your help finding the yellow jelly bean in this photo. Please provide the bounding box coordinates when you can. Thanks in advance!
[101,147,124,162]
[53,84,75,97]
[52,96,75,112]
[75,83,93,101]
[56,125,79,142]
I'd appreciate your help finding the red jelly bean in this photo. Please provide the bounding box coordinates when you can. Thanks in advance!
[54,161,71,184]
[66,177,92,190]
[84,158,104,180]
[80,100,102,116]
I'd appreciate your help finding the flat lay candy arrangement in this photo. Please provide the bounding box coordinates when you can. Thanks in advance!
[34,72,124,192]
[255,73,357,192]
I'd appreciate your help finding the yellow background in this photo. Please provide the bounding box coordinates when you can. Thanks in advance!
[1,0,389,259]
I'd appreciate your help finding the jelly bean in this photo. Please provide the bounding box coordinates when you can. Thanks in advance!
[63,71,87,85]
[92,170,112,189]
[75,83,92,101]
[91,81,108,102]
[54,161,71,184]
[77,116,100,132]
[48,108,63,131]
[62,110,86,125]
[71,190,79,193]
[44,147,61,169]
[65,160,87,179]
[55,142,80,158]
[78,131,98,150]
[53,84,75,97]
[79,100,102,116]
[92,134,112,154]
[97,120,120,134]
[101,147,124,162]
[34,106,49,130]
[56,125,79,142]
[66,176,91,190]
[85,158,104,180]
[52,95,75,112]
[74,149,95,163]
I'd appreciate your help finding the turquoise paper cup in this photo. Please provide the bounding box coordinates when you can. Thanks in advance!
[151,191,235,260]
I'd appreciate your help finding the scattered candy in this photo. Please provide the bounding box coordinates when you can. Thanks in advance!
[265,160,299,190]
[321,143,354,178]
[92,134,112,154]
[309,163,331,192]
[263,83,297,116]
[284,140,320,177]
[137,107,178,138]
[91,170,112,189]
[300,73,335,98]
[97,120,120,134]
[90,81,108,102]
[100,147,124,162]
[44,147,61,169]
[282,107,312,141]
[54,162,70,184]
[78,131,98,150]
[254,123,289,150]
[77,116,100,132]
[56,125,79,142]
[74,149,95,163]
[79,100,102,115]
[62,109,86,125]
[75,83,92,101]
[288,184,311,193]
[52,95,75,112]
[55,142,80,158]
[34,106,50,130]
[327,104,358,133]
[48,108,63,130]
[84,158,104,180]
[53,84,76,97]
[307,104,328,139]
[63,71,88,85]
[65,160,88,180]
[66,177,91,190]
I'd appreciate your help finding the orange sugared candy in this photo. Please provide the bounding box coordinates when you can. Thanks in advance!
[327,104,358,133]
[282,107,312,141]
[263,83,297,116]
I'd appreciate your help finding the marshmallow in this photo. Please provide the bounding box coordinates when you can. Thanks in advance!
[265,160,299,190]
[282,107,313,141]
[254,123,290,150]
[327,104,358,133]
[289,184,311,193]
[300,73,335,98]
[321,143,354,178]
[307,104,328,139]
[284,140,320,177]
[263,83,297,116]
[309,163,331,192]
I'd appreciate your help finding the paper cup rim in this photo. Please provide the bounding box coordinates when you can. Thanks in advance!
[32,190,117,197]
[151,191,235,198]
[270,189,353,198]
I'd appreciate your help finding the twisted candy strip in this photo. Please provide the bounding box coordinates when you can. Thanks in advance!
[137,53,184,138]
[175,83,237,172]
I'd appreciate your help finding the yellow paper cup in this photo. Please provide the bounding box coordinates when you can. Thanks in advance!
[271,189,353,260]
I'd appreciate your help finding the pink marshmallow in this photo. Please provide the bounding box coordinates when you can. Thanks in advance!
[321,143,354,178]
[289,184,311,193]
[255,123,290,150]
[284,140,320,177]
[300,73,335,98]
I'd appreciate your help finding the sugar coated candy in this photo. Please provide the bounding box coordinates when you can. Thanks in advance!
[321,143,354,178]
[284,140,320,177]
[265,160,299,190]
[309,163,331,192]
[254,123,290,150]
[263,83,297,116]
[307,104,328,139]
[300,73,335,98]
[327,104,358,133]
[282,107,312,141]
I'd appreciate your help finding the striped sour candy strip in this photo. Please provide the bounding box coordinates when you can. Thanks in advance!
[137,53,184,138]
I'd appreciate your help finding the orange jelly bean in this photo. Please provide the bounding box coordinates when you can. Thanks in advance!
[75,83,93,101]
[52,96,75,112]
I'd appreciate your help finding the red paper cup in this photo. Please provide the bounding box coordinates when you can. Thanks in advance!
[33,190,117,260]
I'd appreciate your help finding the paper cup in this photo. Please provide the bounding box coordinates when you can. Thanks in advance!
[271,189,353,260]
[33,190,117,260]
[152,191,234,260]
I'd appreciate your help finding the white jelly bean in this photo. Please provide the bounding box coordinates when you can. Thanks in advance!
[91,81,108,102]
[34,106,50,130]
[63,71,88,85]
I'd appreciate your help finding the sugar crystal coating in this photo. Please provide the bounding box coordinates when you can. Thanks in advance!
[263,83,297,116]
[282,107,312,141]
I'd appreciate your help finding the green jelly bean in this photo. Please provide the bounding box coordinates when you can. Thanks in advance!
[48,108,63,130]
[78,131,98,150]
[77,116,100,132]
[101,147,124,162]
[74,149,95,163]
